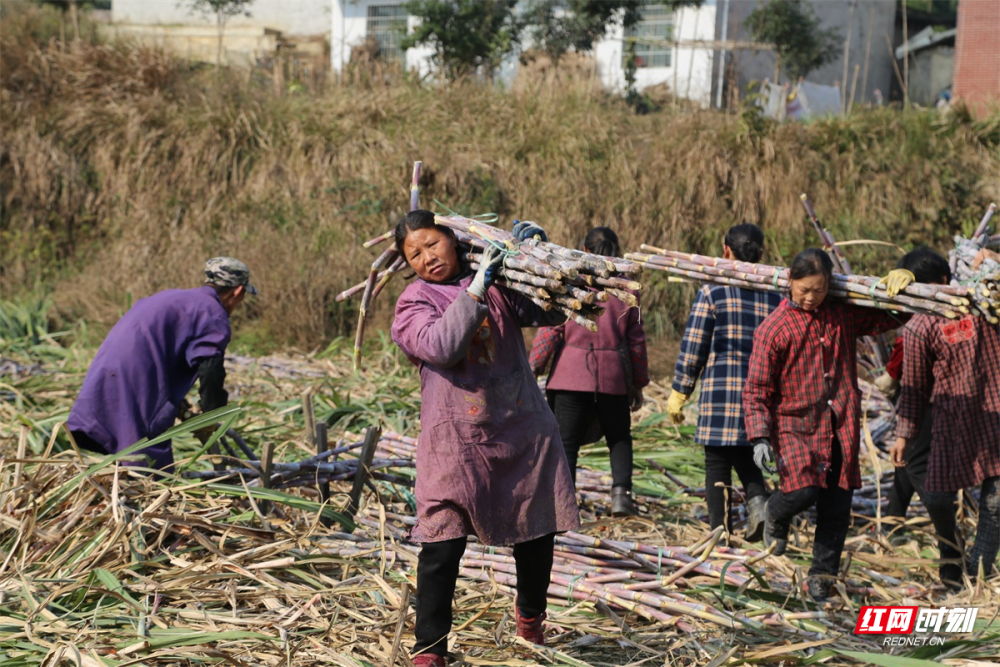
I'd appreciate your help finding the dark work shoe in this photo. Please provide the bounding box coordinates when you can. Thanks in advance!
[745,494,768,542]
[611,487,639,517]
[804,576,834,602]
[763,504,787,556]
[516,609,546,645]
[940,563,964,591]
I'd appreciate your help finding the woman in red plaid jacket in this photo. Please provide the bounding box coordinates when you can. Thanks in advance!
[876,248,963,588]
[892,247,1000,584]
[743,249,914,601]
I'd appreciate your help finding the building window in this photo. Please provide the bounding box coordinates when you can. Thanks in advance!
[624,4,674,68]
[366,5,407,64]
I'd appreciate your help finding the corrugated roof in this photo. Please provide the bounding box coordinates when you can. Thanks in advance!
[895,26,957,59]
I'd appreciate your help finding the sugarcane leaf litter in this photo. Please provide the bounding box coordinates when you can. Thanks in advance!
[3,321,999,666]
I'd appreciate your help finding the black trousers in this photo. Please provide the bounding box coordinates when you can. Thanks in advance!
[887,410,933,517]
[767,442,853,577]
[70,430,108,454]
[551,391,633,489]
[704,446,767,532]
[413,534,554,657]
[886,411,963,580]
[971,476,1000,578]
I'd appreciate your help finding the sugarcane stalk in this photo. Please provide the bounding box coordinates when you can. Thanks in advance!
[362,230,393,249]
[800,193,852,273]
[519,241,581,278]
[652,526,727,587]
[539,242,615,271]
[589,275,642,291]
[500,279,550,300]
[604,288,638,307]
[532,240,612,277]
[410,161,422,212]
[972,202,996,242]
[372,256,407,300]
[353,246,396,372]
[226,429,256,460]
[336,278,374,302]
[463,253,566,292]
[551,293,583,311]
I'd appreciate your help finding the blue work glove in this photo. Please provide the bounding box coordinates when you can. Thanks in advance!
[467,244,504,300]
[513,220,548,243]
[753,438,776,474]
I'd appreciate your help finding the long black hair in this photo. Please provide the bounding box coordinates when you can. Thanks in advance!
[897,245,951,285]
[394,209,456,258]
[789,248,834,283]
[584,227,621,258]
[725,223,766,263]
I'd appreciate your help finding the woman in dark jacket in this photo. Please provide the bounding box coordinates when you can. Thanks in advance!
[529,227,649,516]
[669,224,779,540]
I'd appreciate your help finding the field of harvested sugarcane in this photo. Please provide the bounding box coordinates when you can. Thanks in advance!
[3,307,1000,667]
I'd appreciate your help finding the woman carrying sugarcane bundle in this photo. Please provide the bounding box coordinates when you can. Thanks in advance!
[529,227,649,517]
[390,211,580,666]
[874,248,963,588]
[892,255,1000,584]
[667,224,779,540]
[743,249,914,601]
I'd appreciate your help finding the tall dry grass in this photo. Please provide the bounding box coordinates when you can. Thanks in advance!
[2,5,999,347]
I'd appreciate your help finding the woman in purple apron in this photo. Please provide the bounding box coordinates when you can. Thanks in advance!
[390,211,580,666]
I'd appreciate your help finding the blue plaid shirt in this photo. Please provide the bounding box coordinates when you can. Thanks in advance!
[672,285,782,447]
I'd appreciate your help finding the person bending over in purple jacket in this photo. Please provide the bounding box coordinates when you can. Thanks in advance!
[67,257,256,471]
[529,227,649,517]
[390,211,580,666]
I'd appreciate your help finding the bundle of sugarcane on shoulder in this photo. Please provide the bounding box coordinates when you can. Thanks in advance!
[628,204,1000,324]
[338,161,643,370]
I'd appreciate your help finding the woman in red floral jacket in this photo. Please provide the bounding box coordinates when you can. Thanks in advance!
[743,248,913,601]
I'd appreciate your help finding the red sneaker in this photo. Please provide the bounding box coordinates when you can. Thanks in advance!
[516,609,547,645]
[412,654,447,667]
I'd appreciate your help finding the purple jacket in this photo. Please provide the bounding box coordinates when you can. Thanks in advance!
[544,294,647,395]
[67,286,231,469]
[391,275,581,546]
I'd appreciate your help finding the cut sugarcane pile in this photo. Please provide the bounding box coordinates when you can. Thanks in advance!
[337,160,642,370]
[180,427,928,533]
[626,247,985,319]
[322,505,936,630]
[180,430,415,488]
[949,203,1000,323]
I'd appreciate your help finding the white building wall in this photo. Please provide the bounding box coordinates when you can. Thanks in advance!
[331,1,718,105]
[594,3,717,107]
[113,0,331,37]
[331,0,432,75]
